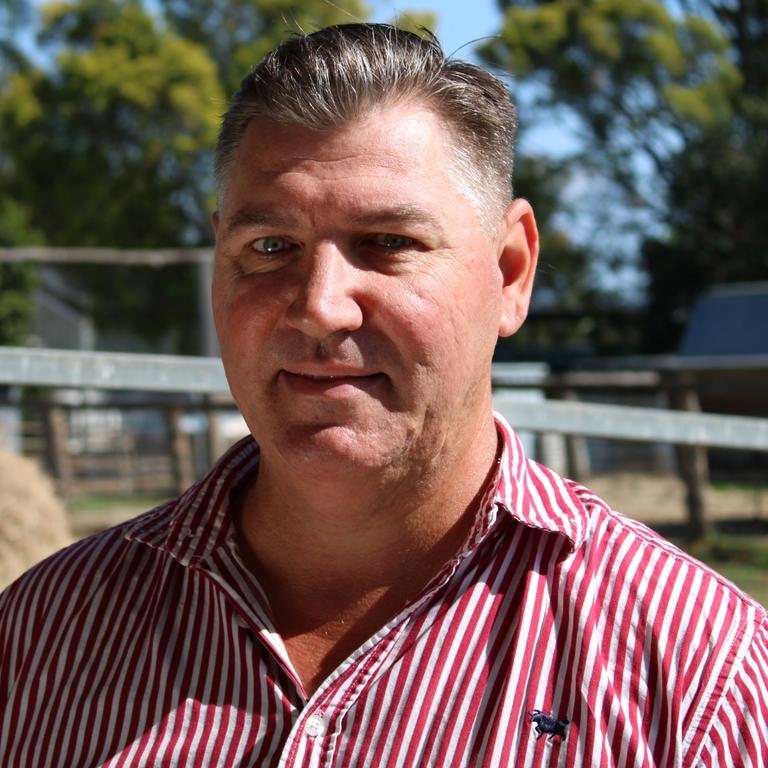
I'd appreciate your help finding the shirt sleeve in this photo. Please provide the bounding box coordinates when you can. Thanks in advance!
[695,611,768,766]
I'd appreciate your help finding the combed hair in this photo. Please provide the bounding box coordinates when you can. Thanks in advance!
[215,24,518,224]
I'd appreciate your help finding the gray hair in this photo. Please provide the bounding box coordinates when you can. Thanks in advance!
[215,24,517,225]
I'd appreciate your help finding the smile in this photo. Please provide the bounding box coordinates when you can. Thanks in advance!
[280,370,385,397]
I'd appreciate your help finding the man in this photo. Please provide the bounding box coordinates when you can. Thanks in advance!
[1,24,766,767]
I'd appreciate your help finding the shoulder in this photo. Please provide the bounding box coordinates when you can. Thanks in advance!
[3,500,173,597]
[565,477,768,764]
[0,503,176,686]
[569,476,764,612]
[564,476,766,630]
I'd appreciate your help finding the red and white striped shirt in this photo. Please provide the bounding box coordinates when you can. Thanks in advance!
[2,414,766,766]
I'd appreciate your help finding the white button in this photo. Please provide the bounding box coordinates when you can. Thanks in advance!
[304,713,329,738]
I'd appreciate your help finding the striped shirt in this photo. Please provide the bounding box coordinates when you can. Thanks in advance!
[1,414,766,767]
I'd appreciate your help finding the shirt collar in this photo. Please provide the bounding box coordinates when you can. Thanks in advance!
[124,436,260,566]
[125,412,588,564]
[490,411,588,551]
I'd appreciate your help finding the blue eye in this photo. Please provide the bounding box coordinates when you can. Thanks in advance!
[253,236,291,253]
[372,233,415,249]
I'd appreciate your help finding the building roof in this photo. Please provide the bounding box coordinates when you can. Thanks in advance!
[680,282,768,357]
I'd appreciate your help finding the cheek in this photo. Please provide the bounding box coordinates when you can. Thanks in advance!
[389,285,446,354]
[414,263,502,350]
[214,275,286,345]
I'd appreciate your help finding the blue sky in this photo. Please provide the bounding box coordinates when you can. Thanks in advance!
[370,0,502,60]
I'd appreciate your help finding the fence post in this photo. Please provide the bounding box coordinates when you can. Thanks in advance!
[668,376,710,539]
[562,390,592,481]
[44,403,74,499]
[167,407,195,494]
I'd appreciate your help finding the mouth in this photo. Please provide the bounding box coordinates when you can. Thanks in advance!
[280,370,386,396]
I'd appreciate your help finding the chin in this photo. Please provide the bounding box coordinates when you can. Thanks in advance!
[268,421,409,477]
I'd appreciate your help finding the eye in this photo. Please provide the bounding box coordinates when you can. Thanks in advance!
[370,233,416,249]
[252,235,293,254]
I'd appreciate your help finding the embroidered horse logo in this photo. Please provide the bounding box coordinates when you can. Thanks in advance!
[529,710,569,743]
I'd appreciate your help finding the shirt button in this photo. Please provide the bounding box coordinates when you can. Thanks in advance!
[304,713,329,738]
[233,614,250,629]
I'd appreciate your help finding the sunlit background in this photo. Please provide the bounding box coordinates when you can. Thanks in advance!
[1,1,766,600]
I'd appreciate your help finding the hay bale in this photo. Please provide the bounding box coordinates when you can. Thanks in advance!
[0,448,73,590]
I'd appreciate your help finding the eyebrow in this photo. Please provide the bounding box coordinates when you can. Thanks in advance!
[222,208,300,236]
[222,203,444,237]
[347,205,443,233]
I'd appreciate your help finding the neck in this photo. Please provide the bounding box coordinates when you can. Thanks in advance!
[234,413,500,695]
[239,413,498,582]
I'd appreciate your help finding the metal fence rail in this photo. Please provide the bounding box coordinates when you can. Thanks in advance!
[493,392,768,451]
[0,346,228,394]
[2,346,767,451]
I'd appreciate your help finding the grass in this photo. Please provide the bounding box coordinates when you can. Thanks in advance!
[67,493,170,517]
[677,532,768,608]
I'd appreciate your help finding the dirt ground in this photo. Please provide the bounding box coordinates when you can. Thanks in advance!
[586,473,768,527]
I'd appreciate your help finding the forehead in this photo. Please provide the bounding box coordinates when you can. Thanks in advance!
[221,101,466,209]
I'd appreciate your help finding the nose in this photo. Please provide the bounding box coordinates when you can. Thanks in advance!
[284,242,364,338]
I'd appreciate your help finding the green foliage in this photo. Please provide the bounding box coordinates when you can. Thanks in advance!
[2,0,223,247]
[0,0,224,351]
[0,199,42,344]
[640,1,768,350]
[482,0,738,188]
[158,0,370,96]
[481,0,768,354]
[0,264,38,345]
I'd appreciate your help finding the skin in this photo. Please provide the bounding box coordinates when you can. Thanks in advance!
[212,100,538,695]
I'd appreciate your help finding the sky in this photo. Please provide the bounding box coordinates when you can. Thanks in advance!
[370,0,502,61]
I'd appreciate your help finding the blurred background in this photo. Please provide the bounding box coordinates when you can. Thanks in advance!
[0,0,766,599]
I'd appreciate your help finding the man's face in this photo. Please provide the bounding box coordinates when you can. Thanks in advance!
[212,101,537,482]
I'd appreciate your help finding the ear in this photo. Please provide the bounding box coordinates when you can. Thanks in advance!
[497,199,539,337]
[211,210,220,239]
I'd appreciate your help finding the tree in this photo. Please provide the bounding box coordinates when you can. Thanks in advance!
[480,0,766,351]
[480,0,738,210]
[0,0,224,351]
[0,201,41,345]
[0,0,39,345]
[642,0,768,348]
[158,0,370,96]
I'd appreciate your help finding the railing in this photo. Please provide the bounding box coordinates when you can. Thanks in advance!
[2,347,767,450]
[2,346,767,537]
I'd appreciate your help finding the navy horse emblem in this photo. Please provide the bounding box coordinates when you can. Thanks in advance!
[529,710,569,743]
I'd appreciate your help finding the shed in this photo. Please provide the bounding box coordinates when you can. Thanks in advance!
[680,282,768,357]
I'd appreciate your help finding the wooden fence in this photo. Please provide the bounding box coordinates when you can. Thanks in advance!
[2,347,767,538]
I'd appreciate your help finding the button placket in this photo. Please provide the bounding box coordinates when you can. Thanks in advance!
[303,712,330,738]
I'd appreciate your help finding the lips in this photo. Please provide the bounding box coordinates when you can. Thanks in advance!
[280,369,385,397]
